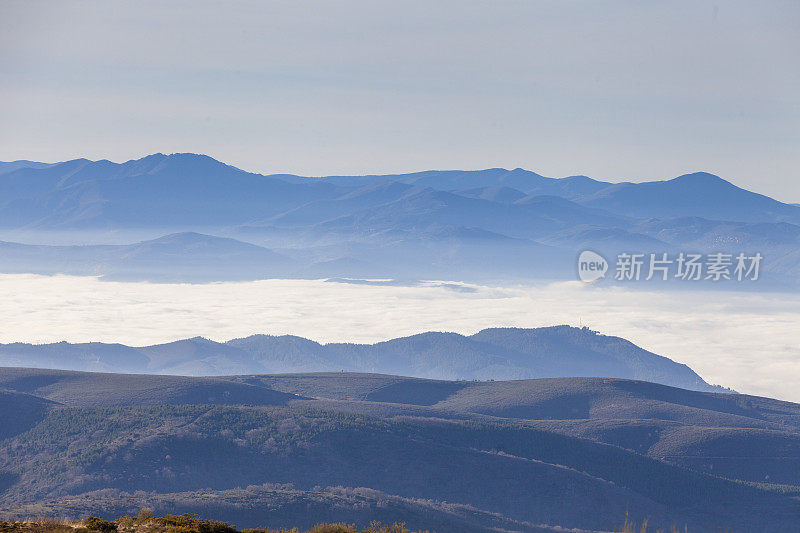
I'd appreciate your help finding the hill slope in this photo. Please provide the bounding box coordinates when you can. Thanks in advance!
[1,373,800,531]
[0,232,297,282]
[0,326,725,391]
[578,172,800,224]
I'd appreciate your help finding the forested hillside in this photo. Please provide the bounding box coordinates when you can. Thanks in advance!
[1,369,799,531]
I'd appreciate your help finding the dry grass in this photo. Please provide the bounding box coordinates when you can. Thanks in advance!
[0,514,424,533]
[1,519,77,533]
[614,512,738,533]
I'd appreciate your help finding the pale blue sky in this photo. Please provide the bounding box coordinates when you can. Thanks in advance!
[1,1,798,200]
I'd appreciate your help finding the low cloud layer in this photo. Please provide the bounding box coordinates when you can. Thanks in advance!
[2,274,799,401]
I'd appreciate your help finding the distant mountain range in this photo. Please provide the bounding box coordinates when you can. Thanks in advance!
[0,326,726,392]
[0,368,798,531]
[0,232,297,282]
[1,153,799,285]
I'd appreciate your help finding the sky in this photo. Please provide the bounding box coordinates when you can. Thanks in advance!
[1,274,799,402]
[0,1,798,200]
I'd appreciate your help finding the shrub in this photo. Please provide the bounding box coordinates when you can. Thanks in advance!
[308,525,357,533]
[157,514,236,533]
[84,517,117,533]
[362,524,411,533]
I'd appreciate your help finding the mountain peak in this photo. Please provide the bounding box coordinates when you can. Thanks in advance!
[669,172,731,186]
[123,153,166,162]
[147,231,216,243]
[113,152,246,178]
[165,152,221,162]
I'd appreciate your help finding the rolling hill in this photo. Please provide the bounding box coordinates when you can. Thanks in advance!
[0,232,297,282]
[3,488,560,533]
[0,326,727,391]
[0,368,799,531]
[0,367,301,407]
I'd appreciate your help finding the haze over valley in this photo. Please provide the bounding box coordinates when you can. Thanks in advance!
[1,155,797,402]
[1,154,799,286]
[3,3,798,531]
[0,274,797,402]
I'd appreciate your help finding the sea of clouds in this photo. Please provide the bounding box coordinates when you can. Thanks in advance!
[3,274,799,402]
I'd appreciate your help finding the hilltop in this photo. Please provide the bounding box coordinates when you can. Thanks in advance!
[1,368,799,531]
[0,326,726,391]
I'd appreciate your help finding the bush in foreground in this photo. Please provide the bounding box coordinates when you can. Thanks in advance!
[0,514,425,533]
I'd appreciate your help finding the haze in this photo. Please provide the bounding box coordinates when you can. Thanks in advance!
[1,1,798,199]
[2,273,798,402]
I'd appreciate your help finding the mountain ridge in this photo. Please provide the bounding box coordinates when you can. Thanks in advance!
[3,153,800,285]
[5,154,799,227]
[0,231,297,282]
[0,325,728,392]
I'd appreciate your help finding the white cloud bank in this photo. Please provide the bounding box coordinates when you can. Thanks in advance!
[2,274,799,402]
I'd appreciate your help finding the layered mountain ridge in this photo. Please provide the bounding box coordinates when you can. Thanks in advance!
[0,326,726,392]
[1,153,798,285]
